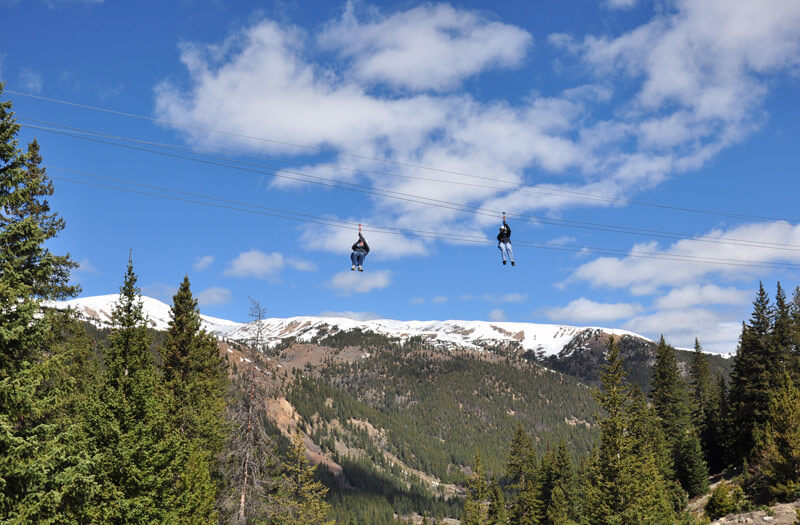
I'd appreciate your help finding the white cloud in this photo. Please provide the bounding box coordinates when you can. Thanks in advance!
[197,286,232,306]
[483,292,527,303]
[75,257,98,274]
[570,221,800,294]
[654,284,749,310]
[142,282,176,300]
[410,297,425,304]
[225,250,285,280]
[153,3,800,260]
[19,68,42,94]
[319,310,383,321]
[193,255,214,271]
[319,2,532,91]
[224,250,314,279]
[432,295,449,303]
[329,270,392,295]
[623,309,741,354]
[488,308,506,321]
[604,0,637,9]
[543,297,641,324]
[286,257,317,272]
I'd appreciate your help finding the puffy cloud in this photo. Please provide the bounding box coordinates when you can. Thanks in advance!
[19,68,42,94]
[604,0,638,9]
[570,221,800,294]
[319,310,383,320]
[329,270,392,295]
[623,309,742,354]
[75,258,98,274]
[224,250,314,280]
[141,282,176,300]
[319,2,532,91]
[488,308,506,321]
[197,287,232,306]
[432,295,449,303]
[654,284,749,310]
[543,298,641,324]
[193,255,214,271]
[154,3,800,259]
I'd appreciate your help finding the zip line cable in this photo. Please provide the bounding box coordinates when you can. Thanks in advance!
[20,115,775,225]
[23,121,800,255]
[8,88,793,223]
[49,168,800,271]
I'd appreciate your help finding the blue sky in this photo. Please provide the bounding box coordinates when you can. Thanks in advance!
[2,0,800,353]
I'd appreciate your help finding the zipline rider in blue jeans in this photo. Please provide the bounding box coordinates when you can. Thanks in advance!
[497,221,515,266]
[351,232,370,271]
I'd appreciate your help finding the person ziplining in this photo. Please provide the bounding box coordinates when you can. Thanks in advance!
[497,213,515,266]
[350,225,369,271]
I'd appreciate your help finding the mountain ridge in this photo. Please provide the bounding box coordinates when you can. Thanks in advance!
[49,293,668,358]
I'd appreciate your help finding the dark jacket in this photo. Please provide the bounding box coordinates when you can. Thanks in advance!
[352,233,370,254]
[497,223,511,243]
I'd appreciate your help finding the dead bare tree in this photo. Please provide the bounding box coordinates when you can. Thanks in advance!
[217,298,285,524]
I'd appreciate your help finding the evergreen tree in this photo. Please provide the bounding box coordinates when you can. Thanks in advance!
[789,287,800,382]
[512,477,542,525]
[87,256,177,522]
[544,484,571,525]
[676,429,709,498]
[160,276,228,520]
[651,336,691,441]
[730,283,773,464]
[278,430,332,525]
[585,337,676,524]
[689,339,714,455]
[463,449,489,525]
[706,373,731,473]
[505,423,536,491]
[747,371,800,503]
[0,84,95,522]
[487,477,508,525]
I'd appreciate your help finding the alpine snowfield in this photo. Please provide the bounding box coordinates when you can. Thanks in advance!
[50,294,652,358]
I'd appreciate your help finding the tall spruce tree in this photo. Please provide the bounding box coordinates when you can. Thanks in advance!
[789,287,800,382]
[585,337,676,524]
[87,256,177,522]
[0,85,96,522]
[747,371,800,504]
[689,339,713,453]
[463,449,489,525]
[278,430,332,525]
[160,276,229,521]
[486,476,508,525]
[730,283,775,464]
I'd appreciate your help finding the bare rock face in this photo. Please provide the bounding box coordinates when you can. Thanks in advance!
[710,501,800,525]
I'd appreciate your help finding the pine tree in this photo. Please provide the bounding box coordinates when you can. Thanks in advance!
[505,423,536,491]
[730,283,773,464]
[487,477,508,525]
[87,256,176,522]
[689,339,714,454]
[0,84,94,522]
[651,336,691,441]
[278,430,332,525]
[706,373,731,473]
[160,276,228,520]
[463,449,489,525]
[747,371,800,503]
[585,337,677,524]
[676,429,709,498]
[789,287,800,383]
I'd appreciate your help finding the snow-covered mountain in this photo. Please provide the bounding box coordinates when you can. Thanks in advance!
[49,294,242,337]
[49,294,651,358]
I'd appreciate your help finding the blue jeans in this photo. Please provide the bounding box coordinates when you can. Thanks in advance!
[498,242,514,263]
[351,251,366,266]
